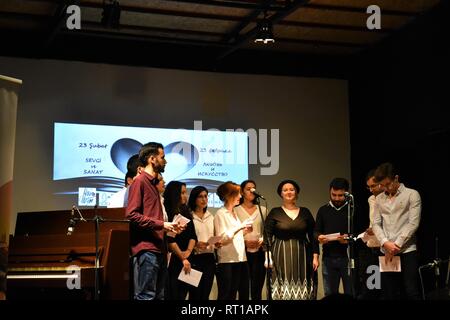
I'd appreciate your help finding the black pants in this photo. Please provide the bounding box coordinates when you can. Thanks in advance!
[167,259,190,300]
[356,246,381,300]
[381,250,421,300]
[246,250,266,300]
[189,253,216,300]
[216,262,249,300]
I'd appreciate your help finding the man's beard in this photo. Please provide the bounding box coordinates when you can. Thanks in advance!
[155,164,165,173]
[331,200,345,208]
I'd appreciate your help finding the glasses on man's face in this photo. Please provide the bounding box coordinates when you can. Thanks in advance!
[366,184,380,191]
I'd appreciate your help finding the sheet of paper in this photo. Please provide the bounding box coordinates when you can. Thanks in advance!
[167,214,191,237]
[323,232,341,241]
[178,268,202,287]
[207,236,222,245]
[358,232,380,247]
[357,232,366,240]
[173,214,190,226]
[379,256,401,272]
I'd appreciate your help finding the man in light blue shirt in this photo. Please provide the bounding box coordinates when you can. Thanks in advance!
[372,162,421,300]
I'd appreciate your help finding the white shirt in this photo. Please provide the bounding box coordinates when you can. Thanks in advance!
[214,207,247,263]
[107,187,129,208]
[192,210,214,254]
[160,196,168,222]
[282,206,299,220]
[368,195,376,228]
[361,195,381,248]
[372,183,421,254]
[235,204,267,240]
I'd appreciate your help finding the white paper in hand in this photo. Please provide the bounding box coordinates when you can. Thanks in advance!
[167,214,191,237]
[323,233,340,241]
[173,214,190,227]
[178,268,203,287]
[379,256,401,272]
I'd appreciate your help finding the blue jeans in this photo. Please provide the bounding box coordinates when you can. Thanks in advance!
[133,251,167,300]
[322,256,352,296]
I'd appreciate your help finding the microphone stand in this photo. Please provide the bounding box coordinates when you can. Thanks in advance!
[93,205,101,301]
[418,236,450,300]
[70,205,130,300]
[419,258,450,300]
[345,195,356,298]
[434,237,440,289]
[255,196,272,300]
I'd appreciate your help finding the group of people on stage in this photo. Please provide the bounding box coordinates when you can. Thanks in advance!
[119,142,422,300]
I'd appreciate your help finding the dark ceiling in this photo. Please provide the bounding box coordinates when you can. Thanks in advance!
[0,0,443,77]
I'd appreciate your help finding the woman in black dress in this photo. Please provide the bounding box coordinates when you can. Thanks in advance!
[265,179,319,300]
[164,181,197,300]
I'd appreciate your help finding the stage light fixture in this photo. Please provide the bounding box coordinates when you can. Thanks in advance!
[255,12,275,44]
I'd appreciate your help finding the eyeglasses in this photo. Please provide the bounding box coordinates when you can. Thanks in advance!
[366,184,380,191]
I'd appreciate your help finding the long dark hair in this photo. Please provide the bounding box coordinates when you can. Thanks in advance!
[239,179,257,205]
[188,186,209,213]
[163,181,191,220]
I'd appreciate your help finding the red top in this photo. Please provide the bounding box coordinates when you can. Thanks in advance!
[126,171,165,256]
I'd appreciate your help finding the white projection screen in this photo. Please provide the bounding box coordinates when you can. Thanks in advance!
[53,122,248,207]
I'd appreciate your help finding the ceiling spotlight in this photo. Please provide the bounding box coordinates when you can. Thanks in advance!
[101,0,121,29]
[255,12,275,44]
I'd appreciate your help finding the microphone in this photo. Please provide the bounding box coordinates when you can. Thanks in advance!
[344,192,353,198]
[423,260,441,276]
[250,188,266,200]
[435,260,440,276]
[67,219,76,236]
[67,206,75,235]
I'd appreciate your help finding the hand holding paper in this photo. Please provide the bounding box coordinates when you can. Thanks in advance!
[379,256,401,272]
[319,233,341,244]
[358,231,380,248]
[167,214,191,237]
[178,268,203,287]
[173,214,190,227]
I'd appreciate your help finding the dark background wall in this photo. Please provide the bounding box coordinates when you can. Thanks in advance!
[349,1,450,293]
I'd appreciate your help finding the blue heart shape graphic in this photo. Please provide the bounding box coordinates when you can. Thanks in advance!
[110,138,143,174]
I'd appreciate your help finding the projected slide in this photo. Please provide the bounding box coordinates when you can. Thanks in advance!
[54,122,248,206]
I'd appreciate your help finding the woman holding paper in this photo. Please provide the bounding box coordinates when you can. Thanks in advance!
[163,181,197,300]
[187,186,216,300]
[235,180,267,300]
[214,181,252,300]
[265,179,320,300]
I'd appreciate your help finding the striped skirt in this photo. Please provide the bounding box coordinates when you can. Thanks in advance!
[271,238,316,300]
